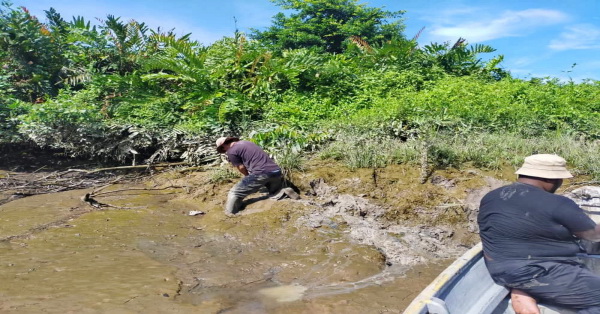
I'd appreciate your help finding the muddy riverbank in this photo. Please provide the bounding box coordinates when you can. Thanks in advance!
[0,159,510,313]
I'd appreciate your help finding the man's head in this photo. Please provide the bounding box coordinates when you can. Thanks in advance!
[515,154,573,193]
[215,137,240,153]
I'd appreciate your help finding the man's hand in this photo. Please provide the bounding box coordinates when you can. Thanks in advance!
[511,289,540,314]
[236,164,249,176]
[575,224,600,242]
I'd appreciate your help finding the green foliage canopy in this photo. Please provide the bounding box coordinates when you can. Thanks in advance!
[252,0,406,53]
[1,0,599,172]
[0,2,66,101]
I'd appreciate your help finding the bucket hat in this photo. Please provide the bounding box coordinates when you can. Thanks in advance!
[215,137,239,153]
[515,154,573,179]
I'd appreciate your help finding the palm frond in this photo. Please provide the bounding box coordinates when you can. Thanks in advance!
[349,35,374,53]
[411,26,425,42]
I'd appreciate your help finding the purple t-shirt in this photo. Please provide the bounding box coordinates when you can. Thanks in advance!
[226,141,280,175]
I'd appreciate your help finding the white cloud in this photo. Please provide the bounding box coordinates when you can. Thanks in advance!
[585,60,600,69]
[429,9,569,43]
[511,57,535,67]
[549,24,600,50]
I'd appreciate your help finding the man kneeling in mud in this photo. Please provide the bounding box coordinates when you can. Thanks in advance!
[478,154,600,314]
[216,137,296,215]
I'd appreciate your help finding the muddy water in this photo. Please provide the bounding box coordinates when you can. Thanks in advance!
[0,182,451,313]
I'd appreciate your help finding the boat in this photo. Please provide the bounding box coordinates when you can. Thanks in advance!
[404,186,600,314]
[402,242,600,314]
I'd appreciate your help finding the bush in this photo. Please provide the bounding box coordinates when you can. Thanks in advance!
[0,99,29,143]
[15,88,214,163]
[342,77,600,139]
[319,133,392,170]
[209,166,240,184]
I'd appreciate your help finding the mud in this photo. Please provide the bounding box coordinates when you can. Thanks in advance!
[297,179,461,265]
[0,162,508,313]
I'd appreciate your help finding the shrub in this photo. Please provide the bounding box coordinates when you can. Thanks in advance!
[209,166,240,184]
[0,99,29,143]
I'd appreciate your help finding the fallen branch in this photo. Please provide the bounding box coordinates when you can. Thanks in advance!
[0,170,143,206]
[564,181,600,193]
[80,193,146,210]
[81,184,185,210]
[0,159,203,206]
[91,185,186,197]
[176,166,205,174]
[91,176,125,194]
[435,203,464,209]
[68,162,189,174]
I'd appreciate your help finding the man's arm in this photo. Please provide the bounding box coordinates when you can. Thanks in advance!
[236,164,249,176]
[554,199,599,241]
[575,225,600,242]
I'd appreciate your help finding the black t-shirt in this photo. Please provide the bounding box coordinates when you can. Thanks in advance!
[478,182,596,274]
[226,141,280,175]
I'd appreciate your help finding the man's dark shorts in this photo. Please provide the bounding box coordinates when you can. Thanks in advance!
[494,259,600,313]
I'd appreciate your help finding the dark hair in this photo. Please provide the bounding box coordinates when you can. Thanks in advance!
[222,137,239,145]
[518,174,562,182]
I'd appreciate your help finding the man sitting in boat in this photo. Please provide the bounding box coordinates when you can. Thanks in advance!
[478,154,600,313]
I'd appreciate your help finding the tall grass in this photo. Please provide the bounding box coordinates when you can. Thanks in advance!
[272,147,304,184]
[319,130,600,179]
[209,167,240,183]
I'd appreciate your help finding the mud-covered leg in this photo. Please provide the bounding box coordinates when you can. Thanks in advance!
[266,175,283,195]
[225,191,244,215]
[225,174,269,215]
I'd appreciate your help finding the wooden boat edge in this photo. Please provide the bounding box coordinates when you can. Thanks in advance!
[403,242,484,314]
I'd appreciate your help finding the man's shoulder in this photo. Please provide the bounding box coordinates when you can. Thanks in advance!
[229,140,250,151]
[234,140,258,148]
[481,183,556,204]
[482,183,518,198]
[553,193,578,206]
[482,182,576,206]
[229,141,266,155]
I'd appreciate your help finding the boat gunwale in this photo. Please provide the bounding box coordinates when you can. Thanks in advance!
[403,243,484,313]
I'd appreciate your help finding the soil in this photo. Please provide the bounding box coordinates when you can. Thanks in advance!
[0,155,531,313]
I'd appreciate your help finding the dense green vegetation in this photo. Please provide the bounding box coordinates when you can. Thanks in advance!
[1,0,600,177]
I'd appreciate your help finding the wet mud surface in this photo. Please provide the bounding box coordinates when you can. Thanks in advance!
[0,162,503,313]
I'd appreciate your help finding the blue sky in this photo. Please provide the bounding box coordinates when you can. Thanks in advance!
[12,0,600,82]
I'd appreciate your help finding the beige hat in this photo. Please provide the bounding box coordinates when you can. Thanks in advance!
[515,154,573,179]
[215,137,239,153]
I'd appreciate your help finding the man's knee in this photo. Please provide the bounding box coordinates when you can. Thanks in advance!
[229,181,254,198]
[228,188,243,198]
